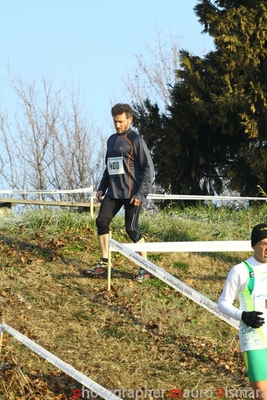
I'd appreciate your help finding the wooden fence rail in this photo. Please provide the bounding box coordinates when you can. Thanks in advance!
[0,197,100,218]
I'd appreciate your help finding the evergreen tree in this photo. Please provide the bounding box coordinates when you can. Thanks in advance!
[194,0,267,195]
[134,0,267,197]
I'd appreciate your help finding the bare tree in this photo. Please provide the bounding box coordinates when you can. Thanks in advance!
[123,29,182,112]
[0,69,106,203]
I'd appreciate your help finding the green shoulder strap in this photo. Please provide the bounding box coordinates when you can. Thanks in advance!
[240,261,255,311]
[243,260,255,295]
[242,261,267,347]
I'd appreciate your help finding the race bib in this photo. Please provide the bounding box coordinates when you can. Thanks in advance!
[255,294,267,322]
[107,157,124,175]
[255,294,267,310]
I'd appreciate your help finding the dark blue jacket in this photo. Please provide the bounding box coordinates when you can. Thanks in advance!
[98,128,154,202]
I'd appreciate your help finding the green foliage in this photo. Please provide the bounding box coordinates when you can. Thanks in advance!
[0,208,96,238]
[3,203,264,243]
[134,0,267,198]
[173,261,189,271]
[0,205,262,397]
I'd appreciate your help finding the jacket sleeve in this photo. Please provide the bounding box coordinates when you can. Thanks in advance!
[97,144,110,193]
[217,263,247,321]
[133,136,154,202]
[98,167,109,193]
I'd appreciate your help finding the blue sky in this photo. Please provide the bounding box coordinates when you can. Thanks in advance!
[0,0,214,135]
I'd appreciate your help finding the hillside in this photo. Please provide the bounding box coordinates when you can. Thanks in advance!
[0,204,266,399]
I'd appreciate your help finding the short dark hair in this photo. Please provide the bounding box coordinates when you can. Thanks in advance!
[111,103,133,119]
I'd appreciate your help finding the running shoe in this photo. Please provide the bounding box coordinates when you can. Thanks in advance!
[134,268,151,282]
[82,260,113,277]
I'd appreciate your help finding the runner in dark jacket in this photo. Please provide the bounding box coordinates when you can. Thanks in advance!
[83,103,154,282]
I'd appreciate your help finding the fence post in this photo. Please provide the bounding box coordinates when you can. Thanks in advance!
[90,185,94,218]
[108,231,112,291]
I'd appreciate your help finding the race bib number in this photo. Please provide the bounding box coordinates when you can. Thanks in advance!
[108,157,124,175]
[255,294,267,311]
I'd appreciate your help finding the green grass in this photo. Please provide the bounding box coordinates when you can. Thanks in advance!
[0,204,266,399]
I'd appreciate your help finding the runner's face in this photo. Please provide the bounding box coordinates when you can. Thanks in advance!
[113,112,132,134]
[253,239,267,263]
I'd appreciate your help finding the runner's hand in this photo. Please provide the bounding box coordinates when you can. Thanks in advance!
[130,197,141,206]
[96,191,104,203]
[241,311,265,328]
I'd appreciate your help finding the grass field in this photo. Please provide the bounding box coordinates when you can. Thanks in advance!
[0,203,266,399]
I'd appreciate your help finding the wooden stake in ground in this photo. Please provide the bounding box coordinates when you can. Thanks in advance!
[0,320,4,354]
[108,231,112,291]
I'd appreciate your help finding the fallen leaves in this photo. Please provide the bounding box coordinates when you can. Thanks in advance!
[0,215,247,399]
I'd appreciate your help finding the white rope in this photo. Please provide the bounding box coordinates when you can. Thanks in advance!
[109,239,240,330]
[0,187,93,195]
[1,323,122,400]
[147,194,266,201]
[0,187,265,202]
[122,240,252,253]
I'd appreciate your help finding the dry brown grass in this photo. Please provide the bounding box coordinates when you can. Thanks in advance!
[0,210,255,399]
